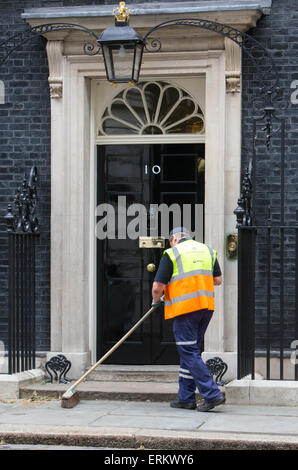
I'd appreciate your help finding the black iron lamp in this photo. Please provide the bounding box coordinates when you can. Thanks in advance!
[98,2,144,85]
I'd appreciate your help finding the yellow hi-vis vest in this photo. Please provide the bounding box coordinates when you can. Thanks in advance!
[163,239,216,320]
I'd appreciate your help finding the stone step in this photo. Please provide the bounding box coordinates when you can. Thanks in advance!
[19,365,224,403]
[86,365,179,383]
[19,380,181,402]
[19,367,183,402]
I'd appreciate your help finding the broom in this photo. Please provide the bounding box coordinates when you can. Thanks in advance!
[61,305,158,408]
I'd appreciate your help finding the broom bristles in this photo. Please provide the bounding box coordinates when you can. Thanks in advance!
[61,390,80,408]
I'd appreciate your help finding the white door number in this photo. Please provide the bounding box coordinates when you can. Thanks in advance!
[145,165,161,175]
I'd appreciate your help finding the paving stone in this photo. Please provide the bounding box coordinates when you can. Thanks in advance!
[199,413,298,435]
[89,413,207,431]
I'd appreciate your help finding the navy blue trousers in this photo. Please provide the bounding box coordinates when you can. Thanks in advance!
[173,310,223,403]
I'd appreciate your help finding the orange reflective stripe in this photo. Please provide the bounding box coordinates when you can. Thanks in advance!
[164,295,215,320]
[165,274,214,300]
[165,290,215,306]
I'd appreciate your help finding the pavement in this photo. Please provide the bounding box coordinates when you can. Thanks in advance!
[0,394,298,450]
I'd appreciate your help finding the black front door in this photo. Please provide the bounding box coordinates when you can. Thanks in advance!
[97,143,205,364]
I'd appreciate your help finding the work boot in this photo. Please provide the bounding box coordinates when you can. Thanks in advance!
[170,400,196,410]
[197,395,225,412]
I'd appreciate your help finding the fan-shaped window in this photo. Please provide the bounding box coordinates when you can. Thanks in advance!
[98,81,205,136]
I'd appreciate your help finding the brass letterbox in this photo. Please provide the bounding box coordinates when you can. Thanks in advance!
[139,236,165,249]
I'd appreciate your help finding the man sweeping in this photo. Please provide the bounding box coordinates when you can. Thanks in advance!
[151,227,225,412]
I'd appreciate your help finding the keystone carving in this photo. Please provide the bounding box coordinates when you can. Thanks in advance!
[46,40,64,99]
[225,71,241,93]
[48,77,63,99]
[225,38,241,94]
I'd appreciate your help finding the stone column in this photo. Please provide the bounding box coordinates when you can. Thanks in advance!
[223,38,241,356]
[46,41,91,378]
[59,62,91,377]
[203,51,226,356]
[202,43,241,381]
[46,40,64,354]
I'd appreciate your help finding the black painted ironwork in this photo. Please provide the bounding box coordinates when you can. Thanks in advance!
[237,226,256,379]
[5,166,39,234]
[234,158,253,228]
[45,354,72,384]
[206,356,228,386]
[4,167,39,374]
[237,225,298,381]
[0,23,100,66]
[144,17,274,67]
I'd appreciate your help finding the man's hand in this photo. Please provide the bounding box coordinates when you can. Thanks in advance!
[152,295,164,308]
[152,281,166,307]
[213,275,222,286]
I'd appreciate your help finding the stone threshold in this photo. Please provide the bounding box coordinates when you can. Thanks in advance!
[225,379,298,406]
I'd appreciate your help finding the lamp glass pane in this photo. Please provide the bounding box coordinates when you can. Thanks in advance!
[133,44,143,83]
[111,44,135,81]
[102,44,114,81]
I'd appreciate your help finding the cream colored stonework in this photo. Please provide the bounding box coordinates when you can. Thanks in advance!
[225,39,241,93]
[46,41,64,98]
[24,6,255,378]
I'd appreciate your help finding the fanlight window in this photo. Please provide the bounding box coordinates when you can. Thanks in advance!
[99,81,205,136]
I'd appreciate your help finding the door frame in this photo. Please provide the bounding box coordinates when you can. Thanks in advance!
[46,46,238,377]
[90,78,207,364]
[87,51,233,369]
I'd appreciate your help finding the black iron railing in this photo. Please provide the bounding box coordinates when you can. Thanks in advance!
[4,167,39,374]
[7,232,37,373]
[237,225,298,381]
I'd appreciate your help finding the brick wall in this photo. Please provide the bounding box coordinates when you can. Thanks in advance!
[242,0,298,224]
[0,1,52,353]
[0,0,113,353]
[241,0,298,352]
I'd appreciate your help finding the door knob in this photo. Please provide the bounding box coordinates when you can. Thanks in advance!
[147,263,156,272]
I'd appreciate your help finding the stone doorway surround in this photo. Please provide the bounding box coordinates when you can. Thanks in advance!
[23,1,270,379]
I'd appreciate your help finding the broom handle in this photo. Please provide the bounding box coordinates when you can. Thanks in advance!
[71,305,157,389]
